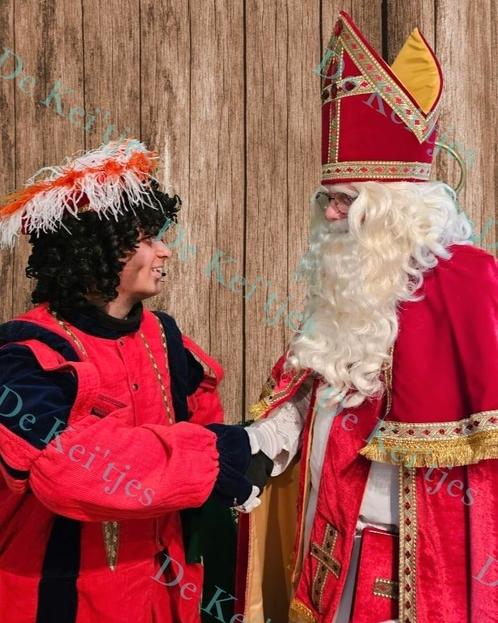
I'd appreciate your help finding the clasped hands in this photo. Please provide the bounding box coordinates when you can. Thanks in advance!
[205,423,274,513]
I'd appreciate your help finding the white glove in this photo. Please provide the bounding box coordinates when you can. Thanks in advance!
[234,485,261,513]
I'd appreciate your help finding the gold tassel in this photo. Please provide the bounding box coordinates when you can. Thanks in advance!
[248,398,270,420]
[360,429,498,468]
[247,376,277,420]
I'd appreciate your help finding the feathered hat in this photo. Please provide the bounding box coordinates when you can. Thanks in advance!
[321,11,443,185]
[0,139,170,248]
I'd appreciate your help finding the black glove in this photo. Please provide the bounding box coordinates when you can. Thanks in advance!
[245,451,274,493]
[205,423,253,507]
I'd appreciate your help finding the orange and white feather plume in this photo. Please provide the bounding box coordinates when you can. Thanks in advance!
[0,139,161,248]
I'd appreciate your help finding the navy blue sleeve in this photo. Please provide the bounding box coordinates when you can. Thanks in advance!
[0,344,77,450]
[153,312,204,423]
[185,348,204,395]
[205,423,252,507]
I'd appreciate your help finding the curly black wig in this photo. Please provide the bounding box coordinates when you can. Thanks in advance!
[26,179,181,316]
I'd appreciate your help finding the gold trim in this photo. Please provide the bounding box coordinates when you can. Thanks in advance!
[360,411,498,467]
[310,524,341,613]
[334,96,341,163]
[140,322,174,425]
[373,577,399,600]
[50,310,88,359]
[248,369,309,421]
[320,29,342,92]
[339,20,439,143]
[383,345,393,418]
[322,76,375,104]
[322,160,432,182]
[102,520,120,572]
[399,466,417,622]
[289,599,317,623]
[247,399,268,420]
[337,83,374,100]
[260,377,276,401]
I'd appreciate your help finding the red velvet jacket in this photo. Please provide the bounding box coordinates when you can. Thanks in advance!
[0,303,224,623]
[238,244,498,623]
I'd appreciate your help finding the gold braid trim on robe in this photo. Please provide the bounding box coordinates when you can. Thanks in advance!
[359,410,498,467]
[248,369,310,420]
[289,598,318,623]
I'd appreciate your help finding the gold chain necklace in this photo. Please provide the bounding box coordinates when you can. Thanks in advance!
[50,310,173,424]
[50,311,89,358]
[139,323,174,425]
[49,309,174,571]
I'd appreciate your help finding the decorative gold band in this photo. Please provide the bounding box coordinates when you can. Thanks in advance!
[248,369,309,420]
[373,577,399,600]
[322,160,432,182]
[360,410,498,467]
[398,466,417,622]
[289,599,317,623]
[102,520,120,571]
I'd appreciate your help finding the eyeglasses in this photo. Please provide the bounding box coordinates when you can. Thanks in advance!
[326,192,357,206]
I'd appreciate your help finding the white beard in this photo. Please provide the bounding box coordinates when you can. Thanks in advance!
[287,181,473,408]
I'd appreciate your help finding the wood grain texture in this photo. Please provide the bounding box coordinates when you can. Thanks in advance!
[155,0,245,422]
[0,0,496,424]
[435,0,497,251]
[11,0,84,316]
[0,0,15,322]
[244,0,292,412]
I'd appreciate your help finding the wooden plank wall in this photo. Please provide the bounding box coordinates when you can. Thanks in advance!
[0,0,496,423]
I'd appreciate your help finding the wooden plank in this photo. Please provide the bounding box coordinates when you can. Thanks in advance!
[435,0,496,254]
[0,0,15,322]
[142,1,245,423]
[244,0,321,414]
[10,0,85,317]
[140,0,190,212]
[82,0,141,148]
[188,0,245,423]
[350,0,383,52]
[139,0,192,342]
[321,0,352,44]
[385,0,435,63]
[286,0,322,346]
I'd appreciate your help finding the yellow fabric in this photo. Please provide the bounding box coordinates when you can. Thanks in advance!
[390,28,440,113]
[245,461,301,622]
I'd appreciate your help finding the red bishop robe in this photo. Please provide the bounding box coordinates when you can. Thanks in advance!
[236,243,498,623]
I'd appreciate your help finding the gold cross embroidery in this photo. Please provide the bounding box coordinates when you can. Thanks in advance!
[310,524,341,612]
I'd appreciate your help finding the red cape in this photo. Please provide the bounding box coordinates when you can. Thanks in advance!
[237,244,498,623]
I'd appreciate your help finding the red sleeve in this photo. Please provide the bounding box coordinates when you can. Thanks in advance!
[29,409,219,522]
[0,340,219,522]
[437,244,498,413]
